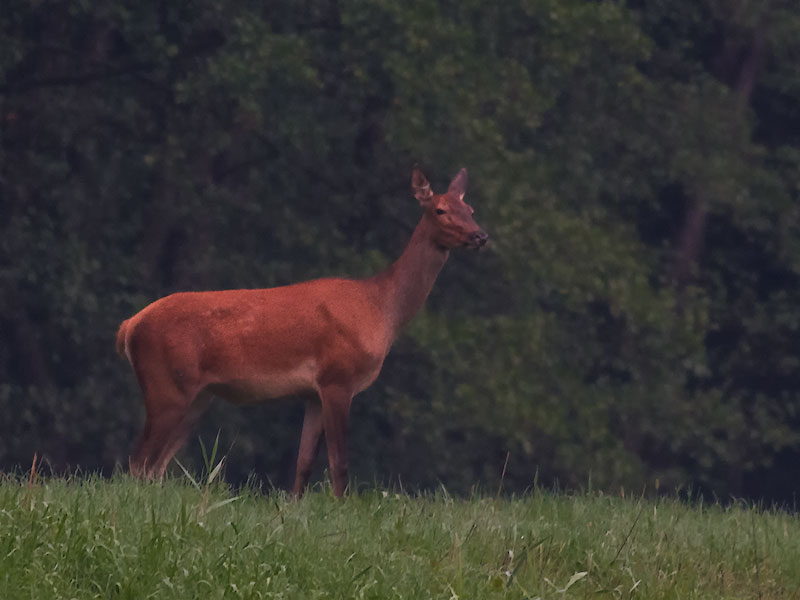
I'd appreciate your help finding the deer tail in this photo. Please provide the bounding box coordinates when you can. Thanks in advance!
[116,319,129,359]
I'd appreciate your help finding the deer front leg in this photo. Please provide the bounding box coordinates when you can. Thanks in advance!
[319,385,353,498]
[292,398,323,497]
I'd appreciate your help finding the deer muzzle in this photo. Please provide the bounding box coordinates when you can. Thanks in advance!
[469,229,489,248]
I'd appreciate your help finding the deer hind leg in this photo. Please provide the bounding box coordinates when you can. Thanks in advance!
[129,370,206,480]
[134,406,187,480]
[292,398,324,497]
[319,385,353,498]
[150,389,214,479]
[129,418,153,478]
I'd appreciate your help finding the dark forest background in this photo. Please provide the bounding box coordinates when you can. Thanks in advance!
[2,0,800,502]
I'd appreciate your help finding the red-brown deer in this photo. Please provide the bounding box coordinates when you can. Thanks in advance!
[116,167,488,497]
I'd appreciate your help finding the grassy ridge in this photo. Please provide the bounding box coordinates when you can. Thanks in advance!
[1,475,798,599]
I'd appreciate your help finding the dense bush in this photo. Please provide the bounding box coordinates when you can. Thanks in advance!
[2,0,800,500]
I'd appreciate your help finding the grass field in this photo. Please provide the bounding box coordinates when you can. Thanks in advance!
[1,471,799,599]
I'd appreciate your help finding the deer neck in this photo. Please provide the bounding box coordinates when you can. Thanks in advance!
[374,215,449,336]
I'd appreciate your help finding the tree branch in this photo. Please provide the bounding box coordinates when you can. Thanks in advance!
[0,63,155,95]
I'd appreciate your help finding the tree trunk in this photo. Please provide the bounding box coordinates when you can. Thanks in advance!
[670,19,767,286]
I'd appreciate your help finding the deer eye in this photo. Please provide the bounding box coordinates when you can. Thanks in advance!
[435,208,446,215]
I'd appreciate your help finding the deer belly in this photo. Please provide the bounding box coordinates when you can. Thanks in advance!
[207,361,317,404]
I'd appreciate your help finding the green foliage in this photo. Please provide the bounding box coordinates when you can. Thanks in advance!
[2,476,800,599]
[2,1,800,500]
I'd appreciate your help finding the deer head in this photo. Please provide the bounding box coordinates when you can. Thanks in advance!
[412,167,488,249]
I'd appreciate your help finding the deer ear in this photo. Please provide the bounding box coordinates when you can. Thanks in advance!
[448,168,468,201]
[412,167,434,205]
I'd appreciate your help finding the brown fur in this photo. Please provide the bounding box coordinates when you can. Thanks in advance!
[115,319,128,358]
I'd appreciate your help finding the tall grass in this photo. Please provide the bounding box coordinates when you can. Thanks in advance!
[1,473,798,599]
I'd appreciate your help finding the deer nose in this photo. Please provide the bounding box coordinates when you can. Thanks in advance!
[470,230,489,247]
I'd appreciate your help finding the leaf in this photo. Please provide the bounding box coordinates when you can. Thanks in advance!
[560,571,587,592]
[205,496,242,514]
[207,457,226,486]
[175,459,200,491]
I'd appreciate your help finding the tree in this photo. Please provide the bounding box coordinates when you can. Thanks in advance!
[2,0,800,500]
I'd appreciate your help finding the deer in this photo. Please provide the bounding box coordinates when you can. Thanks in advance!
[116,167,488,497]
